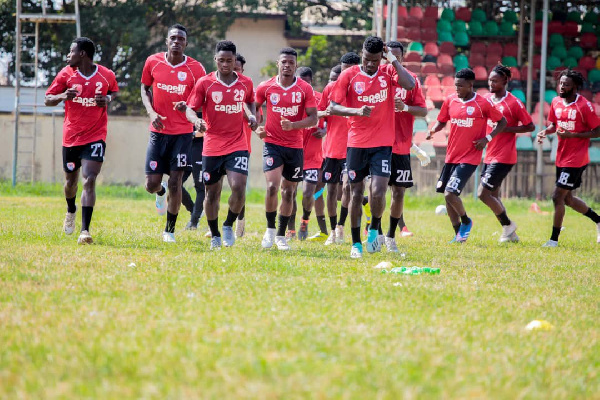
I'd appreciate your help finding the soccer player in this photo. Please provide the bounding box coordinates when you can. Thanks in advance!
[481,65,534,242]
[181,117,206,231]
[179,40,257,249]
[140,24,206,242]
[45,37,118,245]
[383,41,428,252]
[427,68,507,243]
[255,47,318,250]
[537,70,600,247]
[330,36,416,258]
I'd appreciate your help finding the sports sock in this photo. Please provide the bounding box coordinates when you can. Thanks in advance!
[302,208,311,221]
[317,215,327,234]
[207,218,220,237]
[378,226,383,235]
[338,206,348,226]
[397,214,406,229]
[388,216,400,238]
[550,226,561,241]
[223,209,239,227]
[329,215,337,231]
[453,223,461,234]
[238,206,245,220]
[277,215,290,237]
[460,214,471,225]
[81,206,93,231]
[351,227,361,244]
[266,211,277,229]
[288,212,296,230]
[165,211,177,233]
[584,208,600,224]
[156,186,166,196]
[496,211,511,226]
[66,196,76,214]
[371,216,381,231]
[362,196,369,206]
[181,187,194,213]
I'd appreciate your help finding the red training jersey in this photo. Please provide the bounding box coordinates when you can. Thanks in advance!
[303,91,324,170]
[46,65,119,147]
[330,64,399,148]
[388,67,426,155]
[256,76,317,149]
[548,94,600,168]
[484,92,532,165]
[319,81,349,159]
[186,72,254,157]
[437,93,504,165]
[141,53,206,135]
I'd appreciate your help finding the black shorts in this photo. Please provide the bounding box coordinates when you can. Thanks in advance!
[346,146,392,183]
[321,158,346,184]
[202,150,249,185]
[62,140,106,173]
[303,168,321,184]
[145,131,193,175]
[436,163,478,195]
[481,163,514,191]
[389,153,414,188]
[555,165,587,190]
[263,142,304,182]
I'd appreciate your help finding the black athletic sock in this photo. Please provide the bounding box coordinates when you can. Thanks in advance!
[378,226,383,235]
[453,223,461,234]
[316,215,327,234]
[302,208,311,221]
[238,206,245,220]
[460,214,471,225]
[584,208,600,224]
[371,216,381,231]
[156,186,166,196]
[66,196,77,214]
[550,226,561,241]
[329,215,338,231]
[223,209,239,227]
[165,211,177,233]
[189,215,199,227]
[181,187,194,213]
[388,216,400,238]
[362,196,369,206]
[266,211,277,229]
[81,206,93,232]
[208,218,220,237]
[496,211,511,226]
[351,227,361,244]
[338,206,348,226]
[277,215,290,237]
[397,214,406,229]
[288,212,296,230]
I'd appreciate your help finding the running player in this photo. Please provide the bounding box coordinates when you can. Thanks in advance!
[481,65,534,242]
[537,69,600,246]
[427,68,506,243]
[383,41,428,252]
[181,115,206,231]
[140,24,206,242]
[45,37,118,245]
[330,36,416,258]
[255,47,318,250]
[180,40,257,249]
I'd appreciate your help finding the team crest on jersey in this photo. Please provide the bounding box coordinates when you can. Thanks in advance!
[71,84,83,96]
[324,172,332,181]
[177,71,187,82]
[466,106,475,115]
[66,162,75,171]
[497,105,504,112]
[212,91,223,104]
[354,82,365,94]
[265,157,274,167]
[270,93,280,105]
[203,172,211,182]
[149,161,158,171]
[555,108,563,118]
[348,170,356,180]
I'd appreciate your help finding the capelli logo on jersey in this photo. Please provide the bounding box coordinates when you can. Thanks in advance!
[358,89,388,104]
[215,103,243,114]
[451,118,474,127]
[212,91,223,104]
[273,105,299,117]
[157,82,187,95]
[270,93,280,105]
[557,120,576,131]
[354,82,365,94]
[72,97,98,107]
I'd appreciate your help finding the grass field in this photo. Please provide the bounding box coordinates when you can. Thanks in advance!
[1,182,599,399]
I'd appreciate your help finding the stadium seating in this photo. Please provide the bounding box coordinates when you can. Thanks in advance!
[407,42,424,55]
[503,10,518,24]
[468,20,483,36]
[588,69,600,84]
[421,63,439,75]
[455,7,471,22]
[423,75,441,88]
[503,43,518,58]
[424,6,439,19]
[454,31,469,47]
[483,21,499,36]
[563,57,578,69]
[580,33,597,49]
[470,41,486,55]
[453,54,468,70]
[487,42,503,57]
[452,20,467,33]
[409,6,424,20]
[469,53,485,67]
[404,52,421,63]
[439,42,456,56]
[473,66,488,81]
[438,31,454,44]
[485,53,502,69]
[499,21,516,36]
[544,90,557,104]
[511,89,526,103]
[441,8,455,21]
[567,46,584,60]
[502,56,518,67]
[423,42,440,57]
[471,8,486,23]
[551,46,567,61]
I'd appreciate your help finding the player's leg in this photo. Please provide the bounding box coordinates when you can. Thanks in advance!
[478,163,517,242]
[565,190,600,243]
[220,152,249,247]
[263,166,282,248]
[311,179,328,240]
[325,182,339,244]
[181,170,194,214]
[337,175,351,242]
[288,187,298,239]
[62,146,80,235]
[145,132,167,215]
[545,186,569,247]
[347,148,370,258]
[386,154,413,250]
[365,147,392,253]
[445,164,476,243]
[77,158,103,244]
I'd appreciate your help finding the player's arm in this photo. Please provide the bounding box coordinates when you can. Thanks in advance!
[474,116,507,150]
[557,125,600,139]
[141,83,166,131]
[45,88,77,106]
[329,101,373,117]
[536,123,557,143]
[426,121,446,140]
[253,101,267,139]
[394,97,427,117]
[503,122,535,134]
[94,90,116,108]
[281,107,318,131]
[384,47,415,90]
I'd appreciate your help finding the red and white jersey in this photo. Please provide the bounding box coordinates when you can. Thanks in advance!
[303,91,324,170]
[256,76,317,149]
[46,65,119,147]
[388,67,426,155]
[438,93,504,165]
[319,81,349,159]
[243,101,262,154]
[141,53,206,135]
[548,94,600,168]
[484,92,532,165]
[186,72,254,157]
[331,64,399,148]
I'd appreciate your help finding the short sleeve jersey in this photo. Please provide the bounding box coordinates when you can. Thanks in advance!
[186,72,254,157]
[331,64,399,148]
[319,81,349,159]
[46,65,119,147]
[303,91,324,169]
[484,92,533,164]
[387,66,426,155]
[437,93,504,165]
[255,76,317,149]
[141,53,206,135]
[548,94,600,168]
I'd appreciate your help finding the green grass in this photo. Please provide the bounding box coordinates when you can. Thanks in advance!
[1,183,599,399]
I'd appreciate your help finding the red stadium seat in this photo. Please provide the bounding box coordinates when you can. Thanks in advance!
[437,54,453,67]
[406,18,421,28]
[503,43,519,58]
[405,62,421,74]
[593,92,600,105]
[485,53,502,69]
[396,26,406,40]
[441,76,455,87]
[573,67,588,80]
[426,87,444,102]
[442,86,455,97]
[423,75,441,88]
[455,7,472,22]
[548,21,565,34]
[404,52,422,63]
[535,101,550,116]
[421,18,437,30]
[470,41,487,56]
[439,42,457,56]
[398,5,408,19]
[421,29,438,42]
[413,131,428,145]
[439,64,455,76]
[509,67,521,80]
[421,63,439,75]
[487,42,503,57]
[476,87,489,96]
[406,28,421,42]
[521,65,539,80]
[432,131,448,147]
[409,7,424,20]
[473,65,488,81]
[580,33,598,50]
[580,89,593,101]
[533,55,542,68]
[553,66,567,80]
[424,6,439,19]
[469,53,486,67]
[424,42,440,57]
[563,21,579,37]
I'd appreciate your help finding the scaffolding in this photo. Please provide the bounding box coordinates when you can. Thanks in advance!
[12,0,81,186]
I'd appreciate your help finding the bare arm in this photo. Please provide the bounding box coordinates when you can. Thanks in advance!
[503,122,535,134]
[330,101,373,117]
[474,117,508,150]
[536,123,557,143]
[141,83,166,131]
[394,97,427,117]
[389,59,415,90]
[556,125,600,139]
[281,107,318,131]
[426,121,447,140]
[45,87,77,107]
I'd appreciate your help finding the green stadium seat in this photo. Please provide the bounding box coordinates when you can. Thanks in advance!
[471,8,486,23]
[551,46,568,61]
[516,136,534,151]
[581,22,595,33]
[483,21,499,36]
[503,10,519,24]
[549,34,564,47]
[563,57,578,68]
[407,42,424,55]
[588,69,600,84]
[544,90,557,104]
[567,10,582,23]
[468,21,483,36]
[438,31,454,44]
[589,147,600,163]
[583,11,598,24]
[546,56,562,71]
[502,56,518,67]
[499,21,516,36]
[437,19,452,33]
[441,8,455,22]
[452,20,467,33]
[536,10,552,21]
[567,46,584,60]
[511,89,526,103]
[453,54,469,70]
[454,31,469,47]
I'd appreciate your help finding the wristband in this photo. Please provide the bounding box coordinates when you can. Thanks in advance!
[385,52,398,63]
[486,134,493,142]
[248,115,257,124]
[402,104,409,112]
[106,94,112,102]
